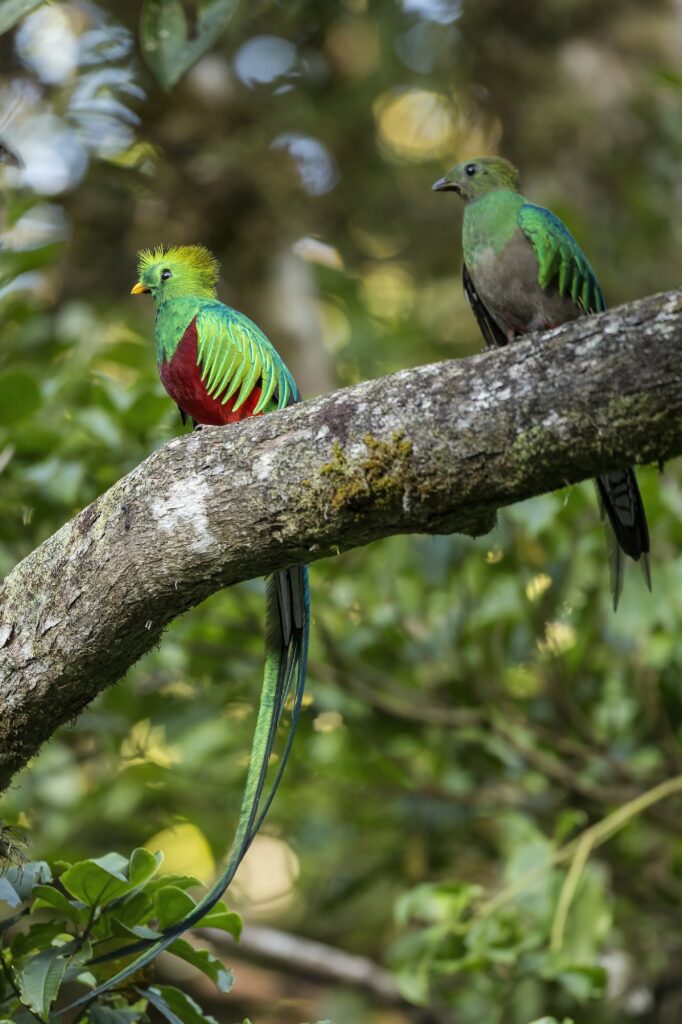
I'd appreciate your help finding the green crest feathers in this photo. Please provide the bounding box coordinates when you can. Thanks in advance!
[137,244,220,291]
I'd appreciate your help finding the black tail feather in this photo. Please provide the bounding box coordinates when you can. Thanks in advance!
[595,468,651,609]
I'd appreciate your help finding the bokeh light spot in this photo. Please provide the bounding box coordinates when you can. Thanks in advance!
[16,5,79,85]
[272,133,339,195]
[233,835,300,916]
[233,35,297,88]
[374,87,455,161]
[145,823,215,885]
[360,262,415,322]
[525,573,553,602]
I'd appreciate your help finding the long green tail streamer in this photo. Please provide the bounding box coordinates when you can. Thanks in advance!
[57,565,310,1015]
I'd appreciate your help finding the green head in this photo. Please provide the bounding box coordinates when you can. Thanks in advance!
[432,157,520,203]
[131,245,219,301]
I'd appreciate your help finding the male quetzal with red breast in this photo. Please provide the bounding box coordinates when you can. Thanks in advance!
[77,245,310,1002]
[433,157,651,609]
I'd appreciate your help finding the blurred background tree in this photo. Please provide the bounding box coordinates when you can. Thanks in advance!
[0,0,681,1021]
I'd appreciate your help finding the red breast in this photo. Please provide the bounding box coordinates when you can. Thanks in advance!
[159,317,263,425]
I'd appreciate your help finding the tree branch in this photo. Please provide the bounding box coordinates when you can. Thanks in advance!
[199,923,406,1006]
[1,287,681,791]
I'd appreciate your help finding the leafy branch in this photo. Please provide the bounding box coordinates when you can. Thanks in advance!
[0,848,240,1022]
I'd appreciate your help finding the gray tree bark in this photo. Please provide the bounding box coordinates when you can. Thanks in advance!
[1,287,681,792]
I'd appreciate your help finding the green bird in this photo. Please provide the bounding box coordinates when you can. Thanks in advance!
[433,157,650,609]
[64,245,310,1009]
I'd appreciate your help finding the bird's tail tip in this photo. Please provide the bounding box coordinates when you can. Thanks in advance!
[639,551,652,593]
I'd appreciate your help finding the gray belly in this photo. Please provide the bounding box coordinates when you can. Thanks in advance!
[468,230,580,338]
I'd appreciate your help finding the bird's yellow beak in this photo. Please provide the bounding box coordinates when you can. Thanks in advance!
[131,281,147,295]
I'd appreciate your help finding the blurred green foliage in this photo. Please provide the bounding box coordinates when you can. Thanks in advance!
[0,0,681,1022]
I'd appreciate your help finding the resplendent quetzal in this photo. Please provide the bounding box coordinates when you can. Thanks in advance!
[433,157,650,609]
[65,245,310,1007]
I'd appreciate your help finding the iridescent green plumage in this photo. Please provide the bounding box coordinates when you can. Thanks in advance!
[196,304,296,413]
[518,204,605,314]
[137,243,219,293]
[434,156,650,607]
[60,247,310,1014]
[134,246,297,420]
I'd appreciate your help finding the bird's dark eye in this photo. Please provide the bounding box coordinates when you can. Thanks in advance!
[465,163,477,177]
[161,268,172,281]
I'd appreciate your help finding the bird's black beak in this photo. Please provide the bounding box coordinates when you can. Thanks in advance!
[432,176,459,193]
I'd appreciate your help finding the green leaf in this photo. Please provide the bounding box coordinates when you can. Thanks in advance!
[10,920,65,958]
[0,0,44,34]
[129,848,163,888]
[5,862,52,901]
[92,852,130,875]
[0,878,20,908]
[140,0,239,90]
[89,1007,145,1024]
[142,984,219,1024]
[168,938,233,993]
[0,372,41,425]
[17,947,67,1017]
[89,1008,146,1024]
[61,939,93,977]
[109,890,153,929]
[0,908,27,933]
[195,901,242,940]
[59,850,159,911]
[139,0,187,90]
[145,874,203,896]
[31,884,85,925]
[60,859,131,907]
[108,916,162,941]
[154,885,196,930]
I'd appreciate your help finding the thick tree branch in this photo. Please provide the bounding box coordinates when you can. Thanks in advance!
[1,287,681,790]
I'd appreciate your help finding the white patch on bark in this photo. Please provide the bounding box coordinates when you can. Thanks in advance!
[152,476,216,554]
[253,429,310,482]
[253,446,280,482]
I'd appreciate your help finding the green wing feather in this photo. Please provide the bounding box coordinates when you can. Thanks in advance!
[518,203,606,315]
[196,303,299,413]
[518,203,651,608]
